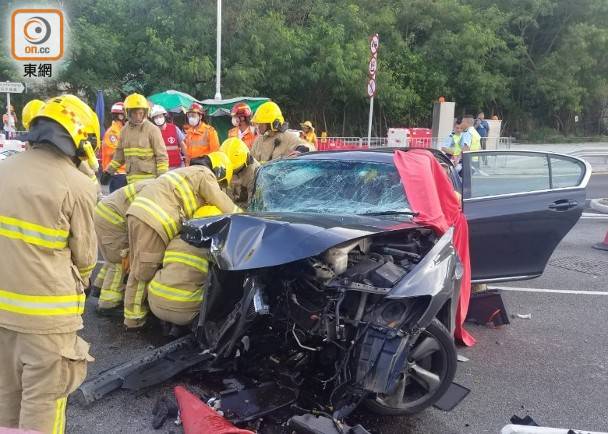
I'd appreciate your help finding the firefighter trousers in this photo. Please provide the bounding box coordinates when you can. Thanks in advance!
[124,216,166,328]
[98,262,126,309]
[92,263,108,289]
[95,218,129,310]
[148,301,199,326]
[0,327,92,434]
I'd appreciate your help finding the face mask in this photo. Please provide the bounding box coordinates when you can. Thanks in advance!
[153,116,165,126]
[231,116,240,127]
[188,115,199,127]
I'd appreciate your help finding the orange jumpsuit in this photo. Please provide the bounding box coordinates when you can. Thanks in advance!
[184,122,220,165]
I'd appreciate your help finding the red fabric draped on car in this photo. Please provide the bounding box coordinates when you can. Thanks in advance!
[393,149,475,346]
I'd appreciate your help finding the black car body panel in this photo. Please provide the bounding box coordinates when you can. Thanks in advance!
[182,212,421,271]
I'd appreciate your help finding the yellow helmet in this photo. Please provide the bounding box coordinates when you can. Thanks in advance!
[22,99,45,130]
[193,205,222,219]
[220,137,251,171]
[124,93,149,111]
[207,151,233,184]
[30,95,100,170]
[251,101,284,131]
[60,94,101,150]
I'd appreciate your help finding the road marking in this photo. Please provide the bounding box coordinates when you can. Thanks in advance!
[492,285,608,296]
[581,212,608,219]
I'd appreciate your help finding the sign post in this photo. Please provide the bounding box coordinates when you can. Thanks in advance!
[367,34,379,146]
[0,81,25,139]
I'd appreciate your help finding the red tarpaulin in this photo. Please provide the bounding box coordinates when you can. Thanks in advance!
[393,149,475,346]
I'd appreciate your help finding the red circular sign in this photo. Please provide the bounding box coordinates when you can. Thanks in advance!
[370,34,379,54]
[368,56,377,76]
[367,78,376,97]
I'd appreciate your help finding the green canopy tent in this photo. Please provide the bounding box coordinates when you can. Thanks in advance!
[201,97,269,142]
[148,90,199,113]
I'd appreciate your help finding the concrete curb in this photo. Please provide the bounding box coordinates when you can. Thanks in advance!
[590,199,608,214]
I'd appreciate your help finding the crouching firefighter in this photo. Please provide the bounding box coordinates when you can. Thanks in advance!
[123,151,241,329]
[148,205,222,326]
[220,137,261,209]
[0,95,98,433]
[94,180,153,313]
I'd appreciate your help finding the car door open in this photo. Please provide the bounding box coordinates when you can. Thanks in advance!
[461,151,591,283]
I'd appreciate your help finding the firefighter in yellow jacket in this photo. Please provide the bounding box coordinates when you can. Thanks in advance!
[123,152,241,328]
[94,180,153,312]
[220,137,261,209]
[102,93,169,185]
[0,95,98,433]
[148,205,222,326]
[250,101,315,163]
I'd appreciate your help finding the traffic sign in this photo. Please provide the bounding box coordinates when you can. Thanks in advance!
[370,33,379,55]
[367,78,376,97]
[368,55,377,77]
[0,82,25,93]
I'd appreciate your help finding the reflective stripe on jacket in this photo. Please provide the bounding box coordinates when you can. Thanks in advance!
[0,146,97,333]
[148,238,209,311]
[107,119,169,184]
[126,165,240,244]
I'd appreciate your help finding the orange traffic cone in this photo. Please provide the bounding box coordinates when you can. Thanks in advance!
[174,386,254,434]
[593,229,608,251]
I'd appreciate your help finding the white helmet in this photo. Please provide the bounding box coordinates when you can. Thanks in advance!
[150,104,167,118]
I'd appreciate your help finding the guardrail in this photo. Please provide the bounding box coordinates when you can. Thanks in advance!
[317,136,514,151]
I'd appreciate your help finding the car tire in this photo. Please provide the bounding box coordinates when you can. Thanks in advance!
[364,318,457,416]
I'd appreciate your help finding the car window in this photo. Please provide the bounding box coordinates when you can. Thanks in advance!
[469,153,550,198]
[250,159,410,215]
[550,156,585,188]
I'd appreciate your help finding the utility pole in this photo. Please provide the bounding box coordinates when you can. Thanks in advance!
[214,0,222,100]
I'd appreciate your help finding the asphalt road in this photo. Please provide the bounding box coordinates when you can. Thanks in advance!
[587,173,607,199]
[67,189,608,434]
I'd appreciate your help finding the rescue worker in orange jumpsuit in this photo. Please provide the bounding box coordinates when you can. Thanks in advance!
[102,93,168,185]
[102,102,127,192]
[150,104,187,169]
[227,102,257,148]
[251,101,314,163]
[0,95,98,433]
[123,152,240,328]
[220,137,261,209]
[183,102,220,165]
[94,180,153,313]
[148,205,222,328]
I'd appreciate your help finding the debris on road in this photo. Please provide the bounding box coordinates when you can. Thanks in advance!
[515,313,533,320]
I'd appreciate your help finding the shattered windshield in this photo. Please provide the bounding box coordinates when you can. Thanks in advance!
[250,159,410,215]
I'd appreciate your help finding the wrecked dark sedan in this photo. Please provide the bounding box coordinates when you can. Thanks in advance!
[80,149,590,431]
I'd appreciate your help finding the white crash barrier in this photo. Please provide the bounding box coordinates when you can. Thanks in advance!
[501,425,608,434]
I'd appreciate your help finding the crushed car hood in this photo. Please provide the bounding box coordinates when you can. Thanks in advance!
[182,212,421,270]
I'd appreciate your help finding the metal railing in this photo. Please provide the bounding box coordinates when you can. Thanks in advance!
[317,136,514,151]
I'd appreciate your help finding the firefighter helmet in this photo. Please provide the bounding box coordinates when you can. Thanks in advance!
[251,101,284,131]
[21,99,45,130]
[220,138,252,171]
[193,205,222,219]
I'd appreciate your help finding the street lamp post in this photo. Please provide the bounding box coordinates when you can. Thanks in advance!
[214,0,222,100]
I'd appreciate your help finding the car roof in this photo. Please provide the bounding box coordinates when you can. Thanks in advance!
[294,147,450,164]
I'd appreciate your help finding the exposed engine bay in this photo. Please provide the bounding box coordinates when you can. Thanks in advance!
[79,213,464,433]
[192,227,450,429]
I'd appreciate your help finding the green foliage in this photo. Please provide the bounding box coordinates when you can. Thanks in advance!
[0,0,606,136]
